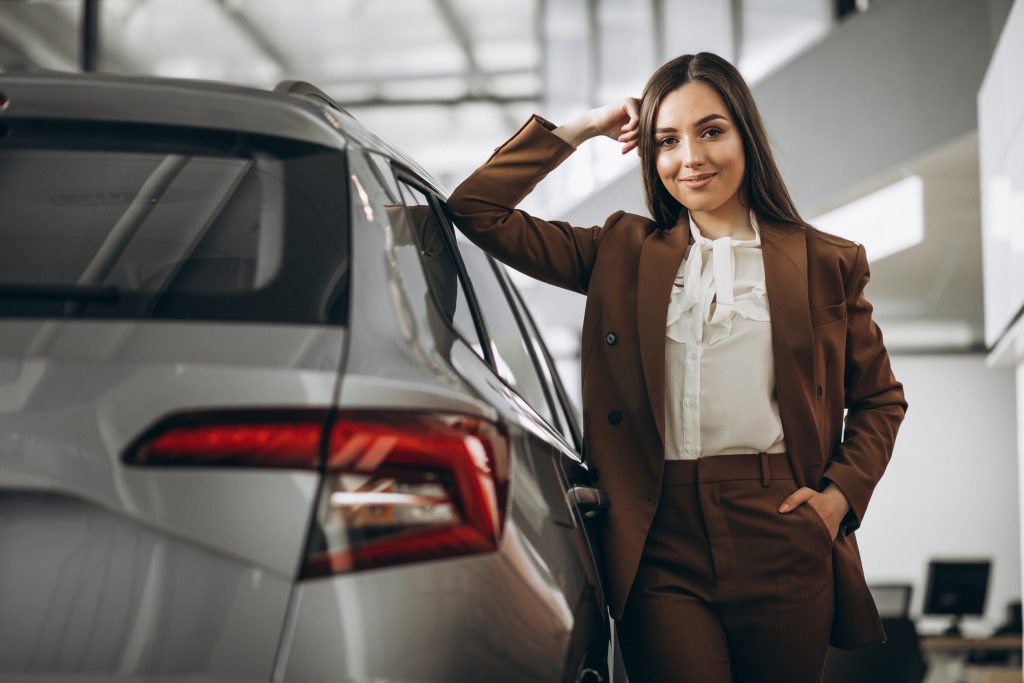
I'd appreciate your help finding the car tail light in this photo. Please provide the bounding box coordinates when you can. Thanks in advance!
[301,410,510,577]
[123,409,509,576]
[124,409,328,469]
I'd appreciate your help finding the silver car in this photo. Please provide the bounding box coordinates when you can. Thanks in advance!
[0,73,614,682]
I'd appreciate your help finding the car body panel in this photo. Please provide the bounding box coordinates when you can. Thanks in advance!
[0,492,292,682]
[0,320,343,573]
[0,72,345,149]
[0,321,342,680]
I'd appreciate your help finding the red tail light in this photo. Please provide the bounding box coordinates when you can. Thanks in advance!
[124,409,328,469]
[302,410,509,577]
[123,409,510,576]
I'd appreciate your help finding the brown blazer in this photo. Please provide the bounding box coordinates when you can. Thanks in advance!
[447,115,908,650]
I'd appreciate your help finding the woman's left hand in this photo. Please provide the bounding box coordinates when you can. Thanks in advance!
[778,484,850,541]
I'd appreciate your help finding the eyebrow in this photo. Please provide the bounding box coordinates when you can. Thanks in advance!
[655,113,729,133]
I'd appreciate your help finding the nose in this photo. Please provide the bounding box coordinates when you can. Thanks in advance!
[680,136,704,169]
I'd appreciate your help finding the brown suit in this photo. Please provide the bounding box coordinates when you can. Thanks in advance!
[447,115,907,650]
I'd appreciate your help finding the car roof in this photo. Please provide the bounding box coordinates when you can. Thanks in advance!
[0,70,443,193]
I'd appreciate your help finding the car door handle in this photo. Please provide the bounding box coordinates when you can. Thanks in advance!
[569,486,610,519]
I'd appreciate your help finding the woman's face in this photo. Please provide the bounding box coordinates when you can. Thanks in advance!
[654,81,746,219]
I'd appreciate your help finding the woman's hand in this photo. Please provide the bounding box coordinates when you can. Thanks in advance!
[778,484,850,541]
[553,97,641,154]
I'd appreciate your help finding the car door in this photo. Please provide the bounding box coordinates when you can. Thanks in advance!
[425,187,611,683]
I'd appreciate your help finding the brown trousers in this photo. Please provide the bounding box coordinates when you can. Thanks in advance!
[616,452,835,683]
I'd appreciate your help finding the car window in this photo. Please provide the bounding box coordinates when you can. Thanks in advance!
[502,269,583,450]
[365,152,402,203]
[0,121,348,324]
[445,225,560,428]
[389,177,488,361]
[347,152,481,363]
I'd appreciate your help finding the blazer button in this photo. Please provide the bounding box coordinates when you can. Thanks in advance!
[815,385,823,399]
[605,332,618,346]
[608,410,623,425]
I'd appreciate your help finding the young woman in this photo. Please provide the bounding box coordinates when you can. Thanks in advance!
[446,52,907,683]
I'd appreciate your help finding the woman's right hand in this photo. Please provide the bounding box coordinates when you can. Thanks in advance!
[590,97,641,154]
[553,97,641,154]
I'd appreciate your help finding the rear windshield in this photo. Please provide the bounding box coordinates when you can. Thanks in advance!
[0,120,349,324]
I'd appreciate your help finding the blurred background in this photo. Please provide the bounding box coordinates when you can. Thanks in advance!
[1,0,1022,678]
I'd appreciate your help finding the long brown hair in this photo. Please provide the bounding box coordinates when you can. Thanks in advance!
[638,52,807,231]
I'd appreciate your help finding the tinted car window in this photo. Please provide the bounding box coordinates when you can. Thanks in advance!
[392,179,486,360]
[452,233,559,427]
[504,274,582,448]
[0,121,348,324]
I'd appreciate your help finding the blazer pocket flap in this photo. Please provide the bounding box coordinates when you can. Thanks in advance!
[810,302,847,328]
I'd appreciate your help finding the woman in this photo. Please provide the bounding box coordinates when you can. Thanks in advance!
[447,52,906,682]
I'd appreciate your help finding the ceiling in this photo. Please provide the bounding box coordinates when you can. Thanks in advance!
[0,0,541,191]
[0,0,838,190]
[865,132,985,351]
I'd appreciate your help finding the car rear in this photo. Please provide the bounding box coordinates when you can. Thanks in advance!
[0,75,350,681]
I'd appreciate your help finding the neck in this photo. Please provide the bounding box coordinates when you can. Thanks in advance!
[689,200,754,240]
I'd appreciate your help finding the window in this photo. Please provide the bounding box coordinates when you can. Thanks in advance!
[0,121,348,323]
[448,227,560,428]
[392,178,485,360]
[504,274,582,450]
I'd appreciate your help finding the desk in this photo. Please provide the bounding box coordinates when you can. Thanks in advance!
[921,635,1022,654]
[920,635,1021,683]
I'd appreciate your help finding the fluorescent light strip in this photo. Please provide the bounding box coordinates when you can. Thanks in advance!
[811,175,924,261]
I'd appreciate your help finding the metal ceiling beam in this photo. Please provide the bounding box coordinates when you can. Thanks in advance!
[537,0,548,106]
[80,0,99,71]
[0,25,38,71]
[432,0,484,94]
[318,66,539,88]
[432,0,520,130]
[213,0,291,75]
[337,94,538,109]
[651,0,665,65]
[729,0,743,62]
[585,0,599,106]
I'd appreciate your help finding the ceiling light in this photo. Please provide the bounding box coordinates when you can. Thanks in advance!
[810,175,924,261]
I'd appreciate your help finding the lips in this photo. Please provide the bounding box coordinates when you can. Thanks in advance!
[681,173,716,189]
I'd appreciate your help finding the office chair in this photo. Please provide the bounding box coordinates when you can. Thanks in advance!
[870,583,913,619]
[822,617,927,683]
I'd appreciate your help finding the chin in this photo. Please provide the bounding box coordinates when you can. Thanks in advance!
[679,196,726,214]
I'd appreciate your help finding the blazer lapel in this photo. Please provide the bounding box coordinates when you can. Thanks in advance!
[760,219,821,484]
[637,224,690,448]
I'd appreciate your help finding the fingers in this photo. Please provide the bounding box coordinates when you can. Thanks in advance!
[778,487,816,513]
[618,97,641,154]
[619,98,640,133]
[624,96,640,124]
[617,129,639,150]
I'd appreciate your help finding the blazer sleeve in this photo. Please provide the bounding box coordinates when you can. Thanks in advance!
[445,114,623,295]
[823,243,908,537]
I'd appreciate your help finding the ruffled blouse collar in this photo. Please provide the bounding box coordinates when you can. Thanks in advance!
[666,209,769,345]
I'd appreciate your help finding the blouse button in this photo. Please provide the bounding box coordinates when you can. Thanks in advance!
[608,410,623,425]
[815,385,823,399]
[605,332,618,346]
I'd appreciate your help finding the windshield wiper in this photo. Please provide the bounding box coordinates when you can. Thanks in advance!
[0,283,121,303]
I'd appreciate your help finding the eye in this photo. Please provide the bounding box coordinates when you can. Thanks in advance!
[657,137,678,147]
[702,127,723,139]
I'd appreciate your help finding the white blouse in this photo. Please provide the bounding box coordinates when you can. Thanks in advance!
[664,210,787,460]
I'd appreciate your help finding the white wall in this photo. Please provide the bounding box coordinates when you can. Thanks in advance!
[978,0,1024,648]
[979,0,1024,347]
[857,354,1020,634]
